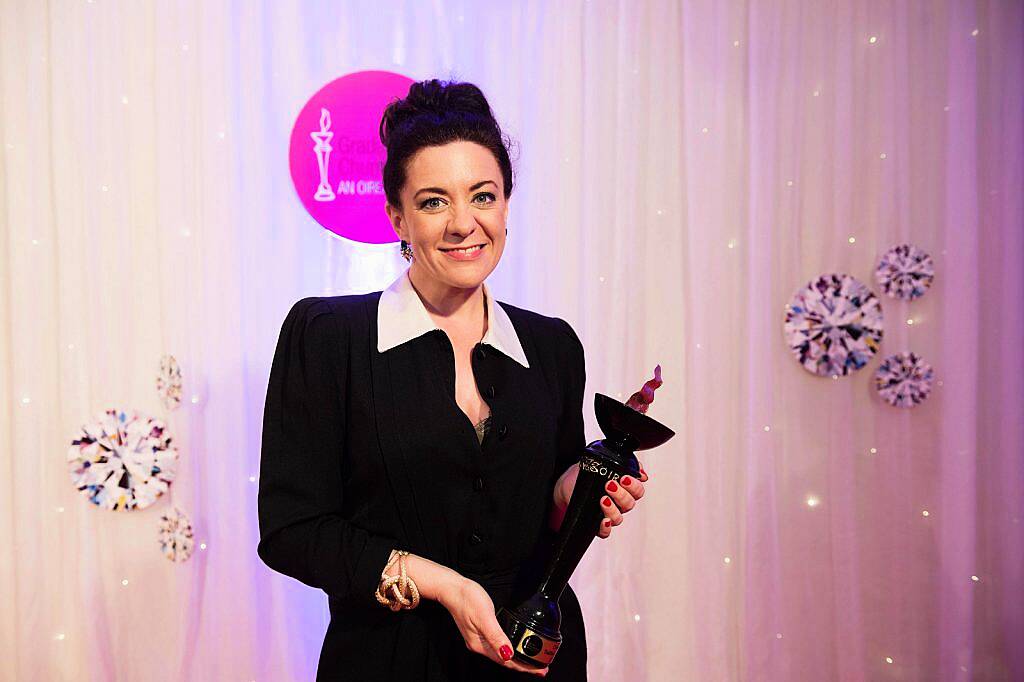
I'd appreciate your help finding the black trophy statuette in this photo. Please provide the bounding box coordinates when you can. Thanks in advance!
[497,378,675,669]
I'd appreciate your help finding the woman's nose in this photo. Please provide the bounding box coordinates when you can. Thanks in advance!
[448,203,479,235]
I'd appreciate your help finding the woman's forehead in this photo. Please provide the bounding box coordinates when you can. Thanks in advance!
[405,141,501,189]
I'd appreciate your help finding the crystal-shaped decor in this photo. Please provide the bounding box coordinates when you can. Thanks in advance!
[875,243,935,300]
[158,506,195,562]
[156,354,183,410]
[784,274,884,377]
[68,409,178,511]
[874,352,934,407]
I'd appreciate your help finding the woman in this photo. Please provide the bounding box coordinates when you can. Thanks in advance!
[257,79,649,681]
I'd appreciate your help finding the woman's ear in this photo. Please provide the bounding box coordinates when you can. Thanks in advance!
[385,202,404,240]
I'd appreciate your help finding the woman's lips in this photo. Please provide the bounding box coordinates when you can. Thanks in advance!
[441,244,486,261]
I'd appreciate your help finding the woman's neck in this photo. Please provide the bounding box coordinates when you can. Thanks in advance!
[407,265,488,337]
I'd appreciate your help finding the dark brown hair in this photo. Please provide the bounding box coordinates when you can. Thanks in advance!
[379,79,516,210]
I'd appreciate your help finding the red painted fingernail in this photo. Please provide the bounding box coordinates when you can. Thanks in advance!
[602,497,612,507]
[607,481,618,492]
[621,476,632,486]
[603,519,611,527]
[640,467,647,477]
[500,644,513,661]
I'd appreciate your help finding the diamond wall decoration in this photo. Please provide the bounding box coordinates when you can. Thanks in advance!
[874,352,935,408]
[784,273,884,377]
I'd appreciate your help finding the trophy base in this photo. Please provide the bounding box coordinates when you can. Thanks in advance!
[313,185,336,201]
[496,596,562,669]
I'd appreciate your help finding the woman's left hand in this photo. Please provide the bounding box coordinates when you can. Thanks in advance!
[550,463,649,539]
[594,468,648,539]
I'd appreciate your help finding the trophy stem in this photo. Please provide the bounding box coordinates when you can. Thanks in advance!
[497,394,674,669]
[537,443,639,599]
[537,477,603,599]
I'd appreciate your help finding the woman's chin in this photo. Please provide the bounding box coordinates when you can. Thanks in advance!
[436,260,494,286]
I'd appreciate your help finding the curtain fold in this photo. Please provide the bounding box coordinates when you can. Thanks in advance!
[0,1,1020,679]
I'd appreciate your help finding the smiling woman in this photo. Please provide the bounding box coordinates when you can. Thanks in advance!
[378,83,512,288]
[257,79,633,682]
[389,141,507,278]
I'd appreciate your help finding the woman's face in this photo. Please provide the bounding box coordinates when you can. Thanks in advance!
[386,140,508,291]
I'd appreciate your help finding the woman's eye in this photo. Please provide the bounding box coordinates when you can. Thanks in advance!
[420,193,494,210]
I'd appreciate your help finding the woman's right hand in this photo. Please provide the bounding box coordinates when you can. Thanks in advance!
[439,577,550,677]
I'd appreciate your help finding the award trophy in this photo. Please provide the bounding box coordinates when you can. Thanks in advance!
[497,366,674,668]
[311,107,336,202]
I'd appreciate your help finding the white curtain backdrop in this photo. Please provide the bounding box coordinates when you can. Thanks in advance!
[1,1,1021,680]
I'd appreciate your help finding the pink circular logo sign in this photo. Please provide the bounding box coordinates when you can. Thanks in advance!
[289,70,414,244]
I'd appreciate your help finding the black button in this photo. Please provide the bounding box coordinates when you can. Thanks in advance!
[487,385,496,399]
[498,424,509,439]
[473,477,484,491]
[469,532,483,546]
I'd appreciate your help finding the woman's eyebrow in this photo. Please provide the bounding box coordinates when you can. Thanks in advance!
[414,180,497,198]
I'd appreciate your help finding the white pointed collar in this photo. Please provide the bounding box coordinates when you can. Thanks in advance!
[376,269,531,369]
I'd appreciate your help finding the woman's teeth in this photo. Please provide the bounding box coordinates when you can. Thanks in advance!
[445,245,483,254]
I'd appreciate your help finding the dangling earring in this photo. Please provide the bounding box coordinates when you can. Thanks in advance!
[400,239,414,262]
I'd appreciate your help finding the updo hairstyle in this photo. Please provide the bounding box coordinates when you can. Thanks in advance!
[379,79,516,210]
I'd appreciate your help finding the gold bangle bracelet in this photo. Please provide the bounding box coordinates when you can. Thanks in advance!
[374,549,421,611]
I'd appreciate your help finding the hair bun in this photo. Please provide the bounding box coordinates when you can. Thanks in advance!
[378,78,515,210]
[379,79,496,147]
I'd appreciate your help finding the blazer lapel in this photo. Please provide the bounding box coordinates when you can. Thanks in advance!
[364,294,430,554]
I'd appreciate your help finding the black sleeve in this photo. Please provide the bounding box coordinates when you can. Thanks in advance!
[552,317,587,485]
[257,296,395,608]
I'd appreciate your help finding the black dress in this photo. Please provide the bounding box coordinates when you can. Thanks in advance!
[257,293,589,681]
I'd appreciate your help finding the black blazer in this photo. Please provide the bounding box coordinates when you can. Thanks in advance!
[257,292,589,681]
